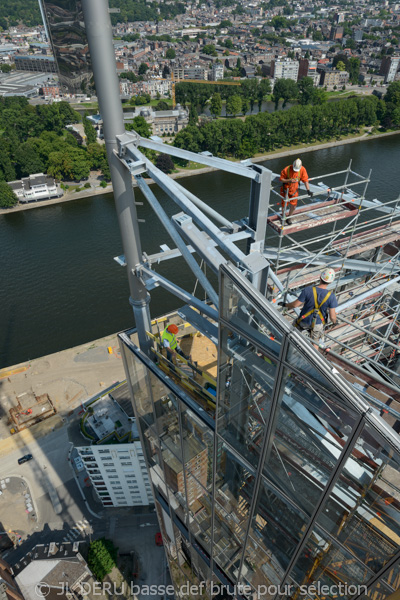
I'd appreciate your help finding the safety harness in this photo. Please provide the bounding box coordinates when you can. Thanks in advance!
[285,166,301,183]
[296,287,332,330]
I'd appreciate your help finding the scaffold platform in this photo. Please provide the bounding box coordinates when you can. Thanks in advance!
[267,199,359,235]
[332,220,400,256]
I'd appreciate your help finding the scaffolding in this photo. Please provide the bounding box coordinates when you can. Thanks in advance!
[262,161,400,397]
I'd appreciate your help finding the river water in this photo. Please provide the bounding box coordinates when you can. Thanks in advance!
[1,135,399,368]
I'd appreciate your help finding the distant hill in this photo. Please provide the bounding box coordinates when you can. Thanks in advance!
[0,0,185,30]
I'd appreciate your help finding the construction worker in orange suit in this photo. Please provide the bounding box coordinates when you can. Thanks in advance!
[280,158,313,225]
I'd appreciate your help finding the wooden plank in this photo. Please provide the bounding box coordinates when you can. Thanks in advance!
[267,199,359,235]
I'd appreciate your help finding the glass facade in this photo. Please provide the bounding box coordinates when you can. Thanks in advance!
[40,0,92,93]
[120,263,400,600]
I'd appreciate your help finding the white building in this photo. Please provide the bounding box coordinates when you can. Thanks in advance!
[271,58,299,82]
[77,442,152,507]
[8,173,62,203]
[143,78,172,97]
[77,385,153,507]
[211,63,224,81]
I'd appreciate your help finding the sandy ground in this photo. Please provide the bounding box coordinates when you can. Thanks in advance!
[0,332,127,446]
[1,129,399,216]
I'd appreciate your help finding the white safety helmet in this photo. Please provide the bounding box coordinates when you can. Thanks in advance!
[321,268,335,283]
[292,158,302,172]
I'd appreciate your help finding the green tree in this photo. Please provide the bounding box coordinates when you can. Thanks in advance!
[88,538,118,581]
[210,93,222,118]
[154,101,170,111]
[203,44,217,56]
[83,116,97,144]
[189,105,198,124]
[225,38,234,49]
[0,180,18,208]
[336,61,346,72]
[166,48,176,59]
[126,116,152,138]
[298,77,315,105]
[138,62,148,75]
[155,153,174,173]
[15,142,45,177]
[0,64,11,73]
[272,78,298,109]
[226,94,242,116]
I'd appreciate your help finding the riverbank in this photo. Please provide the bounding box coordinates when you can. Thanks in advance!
[1,128,399,216]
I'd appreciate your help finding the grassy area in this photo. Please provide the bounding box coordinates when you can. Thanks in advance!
[250,130,366,159]
[325,90,363,99]
[177,161,207,171]
[72,102,99,109]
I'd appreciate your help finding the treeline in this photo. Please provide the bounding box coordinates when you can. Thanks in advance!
[176,79,272,113]
[0,98,110,183]
[173,93,398,160]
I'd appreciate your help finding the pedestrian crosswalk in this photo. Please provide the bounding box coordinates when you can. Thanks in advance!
[63,518,91,543]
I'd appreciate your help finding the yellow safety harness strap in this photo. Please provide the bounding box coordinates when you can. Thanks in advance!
[296,288,332,328]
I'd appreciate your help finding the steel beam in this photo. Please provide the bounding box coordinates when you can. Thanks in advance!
[172,213,226,275]
[125,145,249,265]
[136,136,260,181]
[337,275,400,313]
[81,0,152,356]
[135,176,219,307]
[247,164,273,250]
[263,249,398,275]
[140,265,219,321]
[172,179,236,231]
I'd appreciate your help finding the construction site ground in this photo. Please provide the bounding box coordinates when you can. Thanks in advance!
[0,333,127,451]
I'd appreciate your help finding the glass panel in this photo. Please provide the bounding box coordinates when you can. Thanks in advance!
[289,527,371,599]
[218,325,276,464]
[264,368,357,516]
[285,344,342,394]
[181,403,214,493]
[220,270,283,356]
[212,507,243,580]
[383,561,400,589]
[241,477,308,591]
[122,345,155,426]
[357,580,396,600]
[215,439,256,528]
[318,422,400,574]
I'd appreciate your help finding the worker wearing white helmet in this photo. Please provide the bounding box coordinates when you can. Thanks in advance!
[280,158,313,225]
[280,268,338,349]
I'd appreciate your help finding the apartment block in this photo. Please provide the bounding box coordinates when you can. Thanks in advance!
[77,384,153,507]
[270,58,299,81]
[380,56,400,84]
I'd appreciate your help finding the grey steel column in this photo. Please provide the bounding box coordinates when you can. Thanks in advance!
[81,0,152,355]
[247,165,272,294]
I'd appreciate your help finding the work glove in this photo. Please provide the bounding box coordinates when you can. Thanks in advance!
[307,190,314,198]
[276,301,286,307]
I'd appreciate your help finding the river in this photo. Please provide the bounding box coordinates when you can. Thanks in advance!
[1,135,399,368]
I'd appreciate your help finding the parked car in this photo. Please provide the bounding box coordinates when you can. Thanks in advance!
[18,454,33,465]
[155,532,163,546]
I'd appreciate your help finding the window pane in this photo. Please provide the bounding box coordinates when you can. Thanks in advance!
[220,270,283,356]
[241,477,308,590]
[218,325,276,464]
[181,403,214,493]
[317,422,400,574]
[289,527,371,598]
[263,368,357,516]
